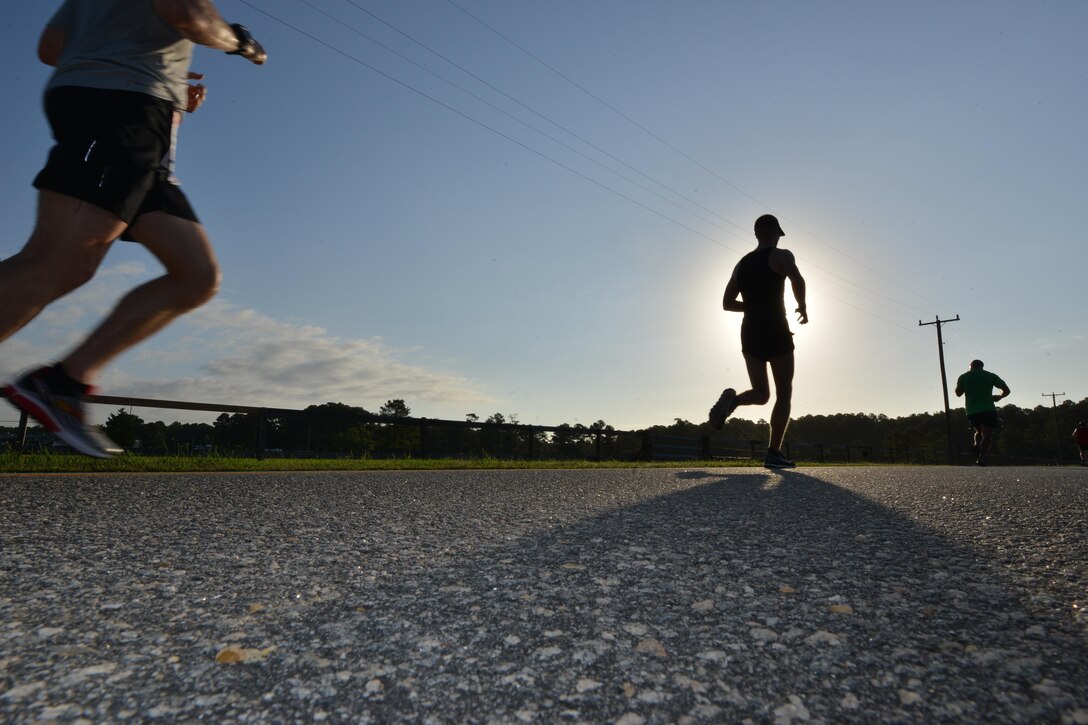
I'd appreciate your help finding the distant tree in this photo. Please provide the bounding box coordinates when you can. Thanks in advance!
[103,409,144,450]
[380,399,411,418]
[373,399,414,454]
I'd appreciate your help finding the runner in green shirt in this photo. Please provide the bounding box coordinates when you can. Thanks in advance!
[954,360,1011,466]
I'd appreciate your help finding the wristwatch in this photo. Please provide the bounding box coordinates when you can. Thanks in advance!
[226,24,255,58]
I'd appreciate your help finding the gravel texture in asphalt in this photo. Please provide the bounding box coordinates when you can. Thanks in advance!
[1,466,1086,723]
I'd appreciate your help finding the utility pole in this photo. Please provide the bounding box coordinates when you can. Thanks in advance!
[1042,392,1066,465]
[919,315,960,464]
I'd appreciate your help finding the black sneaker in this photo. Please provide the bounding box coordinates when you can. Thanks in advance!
[4,366,121,458]
[764,449,796,469]
[708,388,738,429]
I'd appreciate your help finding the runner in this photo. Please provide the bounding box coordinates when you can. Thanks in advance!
[1072,421,1088,467]
[709,214,808,469]
[1,0,267,457]
[954,359,1011,466]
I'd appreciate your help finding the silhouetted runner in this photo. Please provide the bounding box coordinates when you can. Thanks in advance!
[1072,421,1088,467]
[954,359,1011,466]
[709,214,808,469]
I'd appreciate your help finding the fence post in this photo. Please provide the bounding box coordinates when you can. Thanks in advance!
[18,411,29,453]
[641,431,654,461]
[845,445,851,463]
[701,435,711,460]
[256,408,267,459]
[594,432,603,462]
[527,426,535,460]
[420,419,430,458]
[816,443,825,463]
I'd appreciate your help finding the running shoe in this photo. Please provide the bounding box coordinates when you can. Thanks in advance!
[3,366,121,458]
[764,449,796,469]
[708,388,738,430]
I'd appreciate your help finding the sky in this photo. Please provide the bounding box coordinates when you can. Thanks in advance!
[1,1,1086,430]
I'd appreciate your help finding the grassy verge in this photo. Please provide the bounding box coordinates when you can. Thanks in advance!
[0,452,769,474]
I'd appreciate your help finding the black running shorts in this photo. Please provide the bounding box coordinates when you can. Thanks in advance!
[967,410,1001,429]
[740,317,795,362]
[33,86,199,227]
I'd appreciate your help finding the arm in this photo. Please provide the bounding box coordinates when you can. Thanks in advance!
[993,384,1010,403]
[771,249,808,324]
[722,268,744,313]
[37,25,65,66]
[153,0,267,64]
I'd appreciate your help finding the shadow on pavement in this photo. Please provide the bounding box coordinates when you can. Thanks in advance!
[1,468,1085,722]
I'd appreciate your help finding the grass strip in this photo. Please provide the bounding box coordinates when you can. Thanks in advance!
[0,452,771,474]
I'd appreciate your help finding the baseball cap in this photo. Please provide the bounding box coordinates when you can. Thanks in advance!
[754,214,785,237]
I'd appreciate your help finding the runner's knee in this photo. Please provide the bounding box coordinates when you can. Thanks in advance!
[173,259,220,309]
[749,388,771,405]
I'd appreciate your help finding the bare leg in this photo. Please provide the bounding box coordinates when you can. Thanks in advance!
[767,352,795,452]
[60,212,220,384]
[976,424,994,460]
[735,355,771,407]
[0,191,124,344]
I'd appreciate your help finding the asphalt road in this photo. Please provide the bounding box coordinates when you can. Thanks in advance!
[1,466,1086,724]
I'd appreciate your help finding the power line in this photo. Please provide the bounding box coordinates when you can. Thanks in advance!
[333,0,935,320]
[236,0,750,257]
[338,0,752,240]
[443,0,951,314]
[291,0,753,245]
[239,1,949,339]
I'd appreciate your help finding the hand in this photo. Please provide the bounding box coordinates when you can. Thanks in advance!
[796,307,809,325]
[185,72,206,113]
[226,24,268,65]
[243,37,267,65]
[992,394,1003,402]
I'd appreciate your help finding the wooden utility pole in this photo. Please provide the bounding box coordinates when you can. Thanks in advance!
[1043,392,1066,465]
[919,315,960,464]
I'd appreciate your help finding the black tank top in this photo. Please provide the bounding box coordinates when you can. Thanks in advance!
[736,247,786,323]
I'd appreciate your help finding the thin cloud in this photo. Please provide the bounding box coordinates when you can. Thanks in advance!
[2,264,497,418]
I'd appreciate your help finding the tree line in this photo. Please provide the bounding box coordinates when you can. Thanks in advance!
[3,396,1085,463]
[87,400,621,460]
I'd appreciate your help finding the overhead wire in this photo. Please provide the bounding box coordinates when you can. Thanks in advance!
[312,5,937,321]
[329,2,939,322]
[236,1,980,350]
[291,0,754,249]
[442,0,953,315]
[236,0,750,260]
[313,0,942,322]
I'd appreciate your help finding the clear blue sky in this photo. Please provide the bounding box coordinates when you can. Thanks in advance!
[2,1,1085,429]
